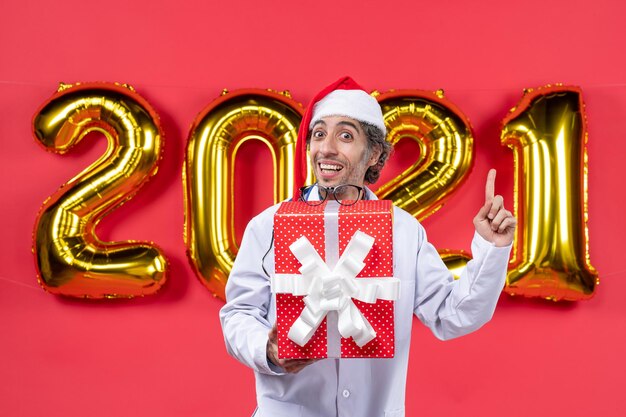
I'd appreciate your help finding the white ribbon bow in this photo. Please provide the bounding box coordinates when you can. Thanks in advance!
[272,230,400,348]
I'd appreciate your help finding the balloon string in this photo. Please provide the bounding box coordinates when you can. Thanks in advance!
[0,275,40,291]
[598,269,626,278]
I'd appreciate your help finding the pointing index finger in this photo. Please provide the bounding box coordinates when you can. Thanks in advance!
[485,169,496,203]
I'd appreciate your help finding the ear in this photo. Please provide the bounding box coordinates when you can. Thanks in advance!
[367,145,382,167]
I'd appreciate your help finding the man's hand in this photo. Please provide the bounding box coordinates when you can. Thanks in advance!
[267,324,319,373]
[473,169,517,247]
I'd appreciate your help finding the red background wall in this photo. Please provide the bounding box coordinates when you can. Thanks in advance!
[1,1,625,416]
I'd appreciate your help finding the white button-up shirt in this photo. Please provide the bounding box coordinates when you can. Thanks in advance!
[220,187,511,417]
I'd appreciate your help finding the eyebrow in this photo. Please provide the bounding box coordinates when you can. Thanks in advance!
[336,120,361,133]
[311,119,362,133]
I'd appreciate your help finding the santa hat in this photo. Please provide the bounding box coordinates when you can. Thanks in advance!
[293,76,386,199]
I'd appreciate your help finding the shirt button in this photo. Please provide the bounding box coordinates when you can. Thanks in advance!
[342,389,350,398]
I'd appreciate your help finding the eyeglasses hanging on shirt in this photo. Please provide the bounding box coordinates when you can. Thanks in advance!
[299,183,366,206]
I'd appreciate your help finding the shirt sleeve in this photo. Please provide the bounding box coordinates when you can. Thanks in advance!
[219,210,286,375]
[413,226,512,341]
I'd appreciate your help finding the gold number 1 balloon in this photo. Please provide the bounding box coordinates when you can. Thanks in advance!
[501,85,598,300]
[32,83,168,298]
[184,89,304,300]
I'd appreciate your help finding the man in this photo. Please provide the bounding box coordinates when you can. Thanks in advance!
[220,76,516,417]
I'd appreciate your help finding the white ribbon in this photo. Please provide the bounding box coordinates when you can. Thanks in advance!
[272,230,400,348]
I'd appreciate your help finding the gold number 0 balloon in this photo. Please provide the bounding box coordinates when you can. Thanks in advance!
[501,85,598,300]
[375,90,475,274]
[184,89,304,300]
[32,83,168,298]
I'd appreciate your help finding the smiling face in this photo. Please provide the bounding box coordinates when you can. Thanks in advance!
[309,116,381,194]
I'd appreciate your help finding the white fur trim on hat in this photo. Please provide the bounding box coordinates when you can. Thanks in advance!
[309,89,386,135]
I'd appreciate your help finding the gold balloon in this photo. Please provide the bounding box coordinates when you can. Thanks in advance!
[375,89,474,220]
[375,90,474,271]
[184,89,304,300]
[32,82,168,298]
[501,85,598,301]
[439,249,472,280]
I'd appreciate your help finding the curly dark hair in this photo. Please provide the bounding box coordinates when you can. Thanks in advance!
[360,122,393,184]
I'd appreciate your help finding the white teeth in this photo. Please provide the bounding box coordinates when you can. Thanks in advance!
[320,163,342,171]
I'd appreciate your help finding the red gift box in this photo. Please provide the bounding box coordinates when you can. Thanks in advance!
[273,200,397,359]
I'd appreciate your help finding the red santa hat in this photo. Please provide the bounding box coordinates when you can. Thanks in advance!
[293,76,386,199]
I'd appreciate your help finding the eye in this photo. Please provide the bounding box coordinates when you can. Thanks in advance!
[312,130,325,139]
[339,132,353,140]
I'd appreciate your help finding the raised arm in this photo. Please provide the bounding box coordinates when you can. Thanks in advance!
[413,169,516,340]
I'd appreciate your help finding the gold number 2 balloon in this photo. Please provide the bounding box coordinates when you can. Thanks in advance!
[184,89,304,300]
[376,90,475,274]
[501,85,598,300]
[376,90,474,220]
[32,83,168,298]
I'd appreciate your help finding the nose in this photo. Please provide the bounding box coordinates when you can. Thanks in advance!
[318,136,338,156]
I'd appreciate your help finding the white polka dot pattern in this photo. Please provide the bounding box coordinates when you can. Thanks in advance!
[275,202,328,359]
[339,201,394,358]
[274,200,395,359]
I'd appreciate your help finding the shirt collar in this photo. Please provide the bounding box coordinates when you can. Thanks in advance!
[305,185,378,202]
